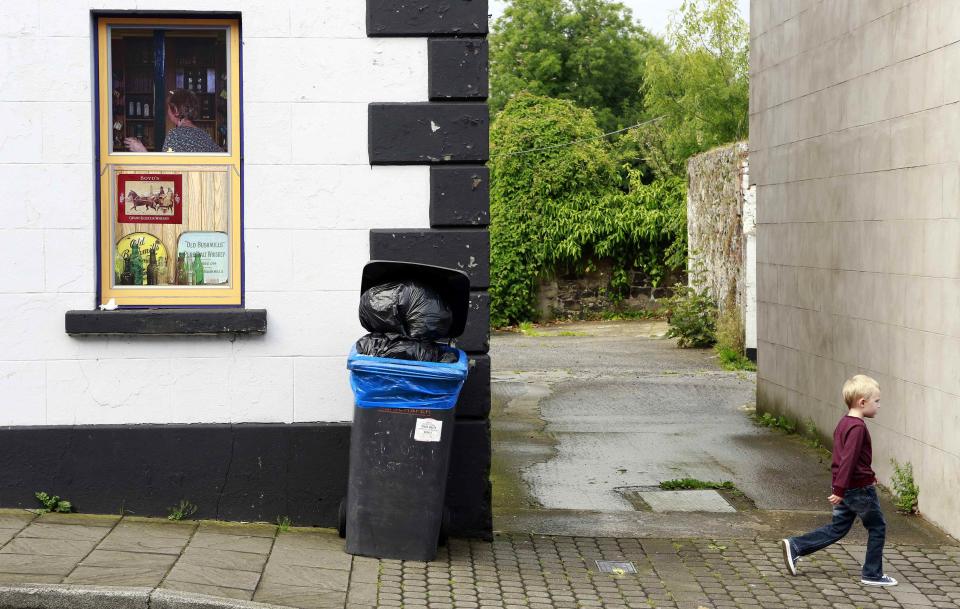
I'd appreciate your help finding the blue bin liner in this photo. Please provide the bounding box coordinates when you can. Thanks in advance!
[347,346,469,410]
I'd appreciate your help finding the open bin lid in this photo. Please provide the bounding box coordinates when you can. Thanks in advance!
[360,260,471,339]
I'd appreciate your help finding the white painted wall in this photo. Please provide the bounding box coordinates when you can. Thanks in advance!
[742,157,757,353]
[0,1,431,425]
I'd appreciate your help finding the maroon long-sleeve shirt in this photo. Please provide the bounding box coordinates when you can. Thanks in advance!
[831,415,876,497]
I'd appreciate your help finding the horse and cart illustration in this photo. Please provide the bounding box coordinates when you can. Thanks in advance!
[117,173,183,224]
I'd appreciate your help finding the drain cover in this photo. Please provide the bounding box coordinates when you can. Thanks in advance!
[595,560,637,574]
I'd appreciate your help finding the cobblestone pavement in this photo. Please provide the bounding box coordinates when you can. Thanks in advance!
[396,535,960,609]
[2,510,959,609]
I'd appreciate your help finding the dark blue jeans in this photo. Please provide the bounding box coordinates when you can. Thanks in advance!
[788,485,886,579]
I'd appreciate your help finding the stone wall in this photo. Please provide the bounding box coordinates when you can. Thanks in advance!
[751,0,960,537]
[687,142,749,313]
[536,261,681,320]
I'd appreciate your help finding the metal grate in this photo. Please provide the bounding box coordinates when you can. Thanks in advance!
[595,560,637,574]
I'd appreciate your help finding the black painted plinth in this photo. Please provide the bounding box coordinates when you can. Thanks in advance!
[429,38,489,100]
[445,418,492,539]
[369,229,489,289]
[0,423,348,526]
[369,103,489,164]
[430,166,489,227]
[367,0,488,37]
[457,354,491,419]
[65,309,267,336]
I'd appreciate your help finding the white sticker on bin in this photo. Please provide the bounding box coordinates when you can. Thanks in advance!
[414,418,443,442]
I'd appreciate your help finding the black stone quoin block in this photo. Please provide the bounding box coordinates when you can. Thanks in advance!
[444,418,492,540]
[369,103,489,164]
[369,228,489,288]
[430,165,489,227]
[429,38,489,100]
[454,290,489,353]
[367,0,488,37]
[0,424,350,526]
[456,353,491,419]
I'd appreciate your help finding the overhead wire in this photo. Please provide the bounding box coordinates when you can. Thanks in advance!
[489,115,665,158]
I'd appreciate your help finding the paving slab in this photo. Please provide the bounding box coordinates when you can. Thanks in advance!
[197,521,277,538]
[159,579,256,601]
[34,513,121,527]
[0,553,81,576]
[252,584,346,609]
[258,563,349,591]
[0,512,36,531]
[0,536,98,557]
[165,563,262,591]
[64,565,171,587]
[637,490,736,513]
[178,547,270,573]
[16,522,112,542]
[189,532,274,554]
[97,531,194,555]
[265,545,351,571]
[111,519,197,539]
[78,549,178,570]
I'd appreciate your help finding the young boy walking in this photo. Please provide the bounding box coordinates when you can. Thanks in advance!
[780,374,897,586]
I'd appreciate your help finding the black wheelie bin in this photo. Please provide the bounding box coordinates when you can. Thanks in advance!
[340,261,471,561]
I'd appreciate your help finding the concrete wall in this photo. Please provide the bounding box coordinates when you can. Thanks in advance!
[751,0,960,537]
[0,1,429,426]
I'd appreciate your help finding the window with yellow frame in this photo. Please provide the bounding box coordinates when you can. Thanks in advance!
[96,16,242,307]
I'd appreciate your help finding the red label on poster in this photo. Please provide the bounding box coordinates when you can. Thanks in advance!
[117,173,183,224]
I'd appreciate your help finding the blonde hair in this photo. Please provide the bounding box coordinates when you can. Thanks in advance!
[842,374,879,408]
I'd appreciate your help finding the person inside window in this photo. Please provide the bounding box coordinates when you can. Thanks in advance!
[125,89,222,153]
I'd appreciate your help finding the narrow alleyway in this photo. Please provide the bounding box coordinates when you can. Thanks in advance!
[490,320,949,546]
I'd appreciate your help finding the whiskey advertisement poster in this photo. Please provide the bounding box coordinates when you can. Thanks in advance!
[177,231,229,285]
[117,173,183,224]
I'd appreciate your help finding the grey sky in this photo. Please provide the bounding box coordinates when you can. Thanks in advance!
[489,0,749,37]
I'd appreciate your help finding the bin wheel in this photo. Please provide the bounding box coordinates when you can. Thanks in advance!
[337,499,347,539]
[438,506,451,547]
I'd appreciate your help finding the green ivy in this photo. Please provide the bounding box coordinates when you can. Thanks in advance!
[490,94,687,327]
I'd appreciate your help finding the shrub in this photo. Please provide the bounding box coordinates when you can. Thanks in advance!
[489,94,687,327]
[663,283,717,348]
[713,291,754,370]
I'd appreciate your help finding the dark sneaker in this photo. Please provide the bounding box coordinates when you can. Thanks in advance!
[861,575,898,586]
[780,539,797,576]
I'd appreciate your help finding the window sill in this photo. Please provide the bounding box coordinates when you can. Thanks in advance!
[65,309,267,336]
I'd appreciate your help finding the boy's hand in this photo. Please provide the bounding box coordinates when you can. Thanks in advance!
[827,494,842,505]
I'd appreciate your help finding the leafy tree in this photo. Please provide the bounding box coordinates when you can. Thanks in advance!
[489,0,663,132]
[490,94,687,326]
[639,0,749,176]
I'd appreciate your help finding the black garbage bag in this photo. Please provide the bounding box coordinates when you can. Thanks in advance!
[355,333,459,363]
[358,281,453,340]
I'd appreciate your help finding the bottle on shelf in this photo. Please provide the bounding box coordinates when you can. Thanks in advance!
[193,253,204,285]
[147,247,158,286]
[175,253,188,285]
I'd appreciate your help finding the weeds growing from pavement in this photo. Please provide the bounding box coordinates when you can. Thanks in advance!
[659,479,734,491]
[890,459,919,514]
[33,492,72,514]
[167,499,198,521]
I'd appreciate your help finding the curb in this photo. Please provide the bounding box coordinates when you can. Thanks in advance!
[0,585,295,609]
